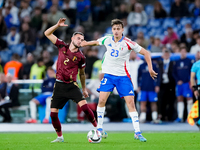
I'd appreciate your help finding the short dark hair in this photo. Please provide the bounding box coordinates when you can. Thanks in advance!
[72,32,84,37]
[111,19,124,28]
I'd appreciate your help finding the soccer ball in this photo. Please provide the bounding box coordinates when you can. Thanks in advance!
[87,129,102,143]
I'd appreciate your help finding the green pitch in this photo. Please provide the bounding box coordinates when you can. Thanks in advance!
[0,132,200,150]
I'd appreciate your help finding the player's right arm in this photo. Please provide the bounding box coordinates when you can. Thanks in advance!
[44,18,68,44]
[81,40,100,47]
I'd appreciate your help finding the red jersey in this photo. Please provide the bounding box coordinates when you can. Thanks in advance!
[55,38,86,83]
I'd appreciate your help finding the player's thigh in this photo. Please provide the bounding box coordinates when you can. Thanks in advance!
[137,91,147,102]
[148,91,158,102]
[67,83,85,103]
[176,84,183,97]
[182,82,193,98]
[115,76,134,98]
[97,74,115,92]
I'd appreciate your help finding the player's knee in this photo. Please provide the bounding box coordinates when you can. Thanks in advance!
[99,98,106,105]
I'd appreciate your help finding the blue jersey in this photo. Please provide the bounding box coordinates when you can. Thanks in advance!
[41,78,56,93]
[173,58,193,84]
[138,62,160,91]
[191,60,200,85]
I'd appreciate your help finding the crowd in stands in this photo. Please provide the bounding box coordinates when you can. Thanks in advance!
[0,0,200,123]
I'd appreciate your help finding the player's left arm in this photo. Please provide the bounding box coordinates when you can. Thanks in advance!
[81,40,100,47]
[79,67,89,98]
[139,48,158,80]
[190,72,199,98]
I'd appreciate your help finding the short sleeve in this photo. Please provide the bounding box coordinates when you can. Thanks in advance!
[55,38,67,49]
[79,55,86,69]
[124,37,142,53]
[191,63,197,73]
[97,35,112,45]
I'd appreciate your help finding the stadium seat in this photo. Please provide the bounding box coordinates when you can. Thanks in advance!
[9,43,25,57]
[148,19,162,29]
[0,49,12,63]
[136,27,148,35]
[145,4,154,17]
[179,17,193,27]
[193,17,200,30]
[162,18,176,29]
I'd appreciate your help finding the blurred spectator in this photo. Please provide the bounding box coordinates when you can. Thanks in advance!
[170,0,189,20]
[129,51,143,106]
[121,17,129,36]
[38,12,51,46]
[31,0,47,10]
[30,57,46,80]
[3,6,15,29]
[74,25,91,41]
[191,0,200,17]
[190,35,200,54]
[180,23,196,51]
[4,54,23,79]
[157,48,176,121]
[62,0,77,27]
[135,32,148,49]
[170,40,180,53]
[45,0,63,10]
[137,61,160,123]
[173,47,194,122]
[195,49,200,61]
[0,14,7,36]
[19,0,32,20]
[127,3,148,26]
[0,57,4,73]
[6,27,20,46]
[77,0,91,22]
[151,1,167,19]
[128,0,137,12]
[91,0,106,23]
[116,3,128,19]
[22,53,34,79]
[162,27,179,45]
[0,73,20,123]
[149,36,162,53]
[26,67,56,124]
[91,59,102,79]
[30,7,42,31]
[41,50,54,69]
[47,5,69,37]
[85,47,99,79]
[20,22,36,53]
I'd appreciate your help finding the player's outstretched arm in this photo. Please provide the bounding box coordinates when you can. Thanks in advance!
[44,18,68,44]
[79,67,89,98]
[81,40,99,47]
[139,48,158,80]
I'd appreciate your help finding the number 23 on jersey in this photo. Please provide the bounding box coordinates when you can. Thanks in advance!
[111,49,119,57]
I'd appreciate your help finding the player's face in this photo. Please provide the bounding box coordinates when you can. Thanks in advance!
[72,34,84,48]
[112,24,124,38]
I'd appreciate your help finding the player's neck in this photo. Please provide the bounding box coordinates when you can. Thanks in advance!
[69,43,79,52]
[113,35,122,43]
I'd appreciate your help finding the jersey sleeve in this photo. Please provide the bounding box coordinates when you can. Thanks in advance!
[124,37,142,53]
[54,38,67,49]
[97,35,112,45]
[79,55,86,69]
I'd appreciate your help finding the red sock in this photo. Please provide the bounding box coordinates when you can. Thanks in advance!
[50,112,62,136]
[81,104,97,127]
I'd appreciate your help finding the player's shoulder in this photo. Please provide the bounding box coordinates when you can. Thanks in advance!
[56,38,68,47]
[123,37,137,45]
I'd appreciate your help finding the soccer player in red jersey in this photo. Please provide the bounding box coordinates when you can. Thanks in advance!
[44,18,97,143]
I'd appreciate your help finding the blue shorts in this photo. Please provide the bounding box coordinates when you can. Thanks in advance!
[176,82,192,98]
[137,91,158,102]
[97,74,134,98]
[34,93,52,106]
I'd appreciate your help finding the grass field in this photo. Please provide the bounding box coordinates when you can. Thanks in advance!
[0,132,200,150]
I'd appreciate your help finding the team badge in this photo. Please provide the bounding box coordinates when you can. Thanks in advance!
[63,51,66,54]
[73,56,77,61]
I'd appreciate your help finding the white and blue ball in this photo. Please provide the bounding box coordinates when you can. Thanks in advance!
[87,129,102,143]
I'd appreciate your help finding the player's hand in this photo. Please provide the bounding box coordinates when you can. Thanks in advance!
[57,18,68,27]
[81,40,88,47]
[82,89,89,98]
[194,90,199,99]
[149,69,157,80]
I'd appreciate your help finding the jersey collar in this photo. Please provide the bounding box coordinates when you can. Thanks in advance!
[112,35,124,43]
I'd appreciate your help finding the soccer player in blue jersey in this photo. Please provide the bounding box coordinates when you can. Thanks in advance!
[81,19,157,142]
[173,47,194,122]
[190,50,200,127]
[137,61,160,123]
